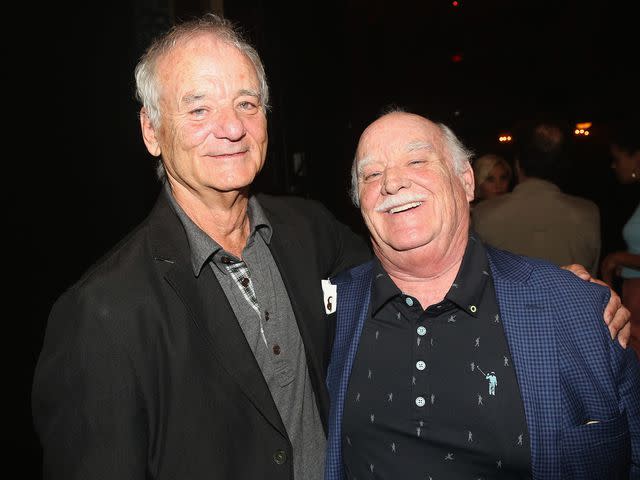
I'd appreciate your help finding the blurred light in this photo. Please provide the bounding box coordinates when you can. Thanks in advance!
[574,122,592,137]
[498,133,513,143]
[451,53,463,63]
[452,1,459,6]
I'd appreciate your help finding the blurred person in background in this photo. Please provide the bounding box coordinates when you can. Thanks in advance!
[471,153,513,204]
[601,124,640,358]
[472,122,601,275]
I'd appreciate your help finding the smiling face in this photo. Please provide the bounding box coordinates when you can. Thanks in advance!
[140,33,268,196]
[355,112,474,259]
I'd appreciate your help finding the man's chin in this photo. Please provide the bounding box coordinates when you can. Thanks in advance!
[376,236,435,254]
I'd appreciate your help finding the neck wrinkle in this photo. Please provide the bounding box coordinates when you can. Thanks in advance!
[169,178,252,258]
[374,229,468,307]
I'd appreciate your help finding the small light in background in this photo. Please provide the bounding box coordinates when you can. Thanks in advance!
[574,121,592,137]
[498,133,513,143]
[451,53,463,63]
[452,1,459,6]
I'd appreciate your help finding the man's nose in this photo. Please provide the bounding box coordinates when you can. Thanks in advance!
[381,169,411,194]
[212,107,246,141]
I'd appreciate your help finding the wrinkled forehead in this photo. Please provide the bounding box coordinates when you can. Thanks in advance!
[159,33,254,77]
[356,114,443,166]
[157,34,260,100]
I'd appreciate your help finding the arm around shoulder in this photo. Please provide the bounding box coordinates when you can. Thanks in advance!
[312,200,371,276]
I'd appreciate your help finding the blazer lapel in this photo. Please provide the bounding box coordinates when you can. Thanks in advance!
[267,220,323,370]
[149,193,287,438]
[325,262,374,480]
[266,212,336,428]
[489,251,561,479]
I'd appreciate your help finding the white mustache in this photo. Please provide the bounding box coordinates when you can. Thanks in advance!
[375,192,426,212]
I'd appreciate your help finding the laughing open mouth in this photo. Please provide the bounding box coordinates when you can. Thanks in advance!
[389,201,423,214]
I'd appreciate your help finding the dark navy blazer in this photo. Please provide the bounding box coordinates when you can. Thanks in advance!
[325,246,640,479]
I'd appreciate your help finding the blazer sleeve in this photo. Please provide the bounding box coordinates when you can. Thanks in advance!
[32,290,147,480]
[612,337,640,478]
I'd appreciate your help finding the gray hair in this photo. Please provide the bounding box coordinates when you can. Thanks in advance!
[349,117,474,207]
[134,13,270,179]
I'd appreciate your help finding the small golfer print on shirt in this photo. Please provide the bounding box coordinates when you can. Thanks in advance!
[477,365,498,395]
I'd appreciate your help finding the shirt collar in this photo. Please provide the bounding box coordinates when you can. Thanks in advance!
[163,184,273,276]
[446,231,491,317]
[370,230,490,317]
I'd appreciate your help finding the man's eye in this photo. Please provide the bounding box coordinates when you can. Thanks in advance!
[238,101,258,111]
[409,160,425,166]
[364,172,381,181]
[191,108,207,117]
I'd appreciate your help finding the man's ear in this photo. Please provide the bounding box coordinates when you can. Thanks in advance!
[140,108,162,157]
[461,164,475,202]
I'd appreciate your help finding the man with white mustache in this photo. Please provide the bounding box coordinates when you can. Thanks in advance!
[32,14,630,480]
[324,110,640,479]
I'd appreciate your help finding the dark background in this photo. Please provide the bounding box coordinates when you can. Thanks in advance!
[16,0,638,475]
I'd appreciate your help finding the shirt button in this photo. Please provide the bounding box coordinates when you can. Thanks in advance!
[469,305,477,313]
[273,449,287,465]
[417,326,427,336]
[416,360,426,371]
[265,311,270,321]
[221,256,232,264]
[405,297,414,307]
[415,396,426,407]
[273,345,281,355]
[240,277,250,287]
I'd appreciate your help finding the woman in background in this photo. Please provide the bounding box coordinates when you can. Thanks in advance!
[601,126,640,357]
[472,153,513,203]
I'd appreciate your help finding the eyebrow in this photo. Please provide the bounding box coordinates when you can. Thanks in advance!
[238,88,261,99]
[357,156,375,176]
[180,89,262,107]
[181,93,206,106]
[406,141,434,152]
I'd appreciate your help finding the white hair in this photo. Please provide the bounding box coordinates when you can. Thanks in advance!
[134,13,269,179]
[349,117,473,207]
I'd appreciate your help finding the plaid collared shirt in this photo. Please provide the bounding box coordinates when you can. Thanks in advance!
[224,259,268,346]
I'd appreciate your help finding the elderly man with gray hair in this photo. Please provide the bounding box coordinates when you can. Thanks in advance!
[325,110,639,479]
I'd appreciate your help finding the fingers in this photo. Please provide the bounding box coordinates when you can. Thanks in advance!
[603,289,622,325]
[562,263,591,281]
[607,302,631,347]
[611,319,631,348]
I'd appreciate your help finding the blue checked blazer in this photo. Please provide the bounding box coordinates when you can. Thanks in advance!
[325,246,640,479]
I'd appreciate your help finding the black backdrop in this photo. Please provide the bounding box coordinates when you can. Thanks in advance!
[16,1,638,476]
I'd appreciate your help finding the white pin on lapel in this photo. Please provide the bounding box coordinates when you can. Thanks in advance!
[321,279,337,314]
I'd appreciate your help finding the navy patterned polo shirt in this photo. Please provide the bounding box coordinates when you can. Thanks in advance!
[342,233,531,479]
